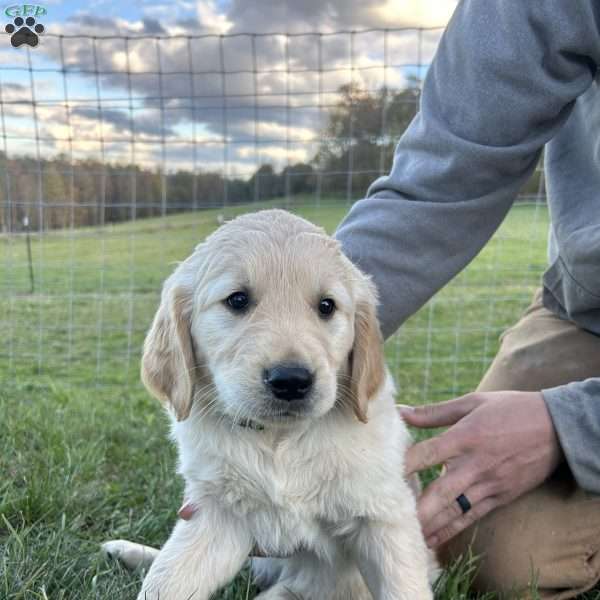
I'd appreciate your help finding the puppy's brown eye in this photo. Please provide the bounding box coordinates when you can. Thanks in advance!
[318,298,336,318]
[226,291,249,311]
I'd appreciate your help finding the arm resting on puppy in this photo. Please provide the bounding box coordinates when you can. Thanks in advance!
[137,508,253,600]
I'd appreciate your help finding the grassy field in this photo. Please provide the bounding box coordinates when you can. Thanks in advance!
[3,199,594,599]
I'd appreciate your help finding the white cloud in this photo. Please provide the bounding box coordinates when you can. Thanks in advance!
[237,144,310,165]
[196,0,233,33]
[373,0,458,27]
[223,0,456,33]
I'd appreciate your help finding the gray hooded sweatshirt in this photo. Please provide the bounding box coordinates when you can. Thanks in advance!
[335,1,600,493]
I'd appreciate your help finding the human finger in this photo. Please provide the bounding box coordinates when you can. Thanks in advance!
[427,497,499,548]
[399,394,481,428]
[178,502,197,520]
[421,482,493,539]
[416,462,479,526]
[404,431,462,476]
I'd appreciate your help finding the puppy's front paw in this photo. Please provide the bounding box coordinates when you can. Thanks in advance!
[255,583,304,599]
[101,539,159,571]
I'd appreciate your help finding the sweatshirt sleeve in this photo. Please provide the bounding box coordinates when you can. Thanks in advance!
[335,0,599,339]
[543,380,600,495]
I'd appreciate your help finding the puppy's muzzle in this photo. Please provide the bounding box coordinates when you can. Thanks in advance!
[263,364,314,401]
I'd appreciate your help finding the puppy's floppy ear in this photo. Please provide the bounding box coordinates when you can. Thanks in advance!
[141,285,196,421]
[347,279,386,423]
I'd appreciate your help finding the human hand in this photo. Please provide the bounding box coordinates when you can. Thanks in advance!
[400,391,563,548]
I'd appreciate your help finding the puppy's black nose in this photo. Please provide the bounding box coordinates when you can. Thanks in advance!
[263,365,314,401]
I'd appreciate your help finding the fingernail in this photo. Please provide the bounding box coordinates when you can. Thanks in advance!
[426,536,438,548]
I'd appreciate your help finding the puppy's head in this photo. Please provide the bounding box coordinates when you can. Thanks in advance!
[141,209,385,426]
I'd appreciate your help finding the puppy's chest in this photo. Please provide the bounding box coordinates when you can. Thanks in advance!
[216,457,352,555]
[181,419,407,553]
[189,428,404,519]
[217,454,337,515]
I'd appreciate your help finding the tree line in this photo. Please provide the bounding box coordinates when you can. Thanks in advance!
[0,81,541,232]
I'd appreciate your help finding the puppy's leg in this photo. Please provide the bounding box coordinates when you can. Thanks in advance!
[251,557,285,590]
[101,540,159,571]
[255,582,304,600]
[254,552,338,600]
[350,514,434,600]
[255,560,370,600]
[137,510,252,600]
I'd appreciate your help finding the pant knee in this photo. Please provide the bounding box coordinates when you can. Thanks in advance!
[440,486,600,599]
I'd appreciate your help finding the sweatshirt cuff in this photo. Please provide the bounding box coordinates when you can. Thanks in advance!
[542,381,600,495]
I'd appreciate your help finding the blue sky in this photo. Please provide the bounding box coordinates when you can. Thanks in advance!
[15,0,231,32]
[23,0,204,26]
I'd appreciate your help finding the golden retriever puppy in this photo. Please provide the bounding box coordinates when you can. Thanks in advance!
[104,209,436,599]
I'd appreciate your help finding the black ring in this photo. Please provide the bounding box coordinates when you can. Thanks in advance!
[456,493,472,514]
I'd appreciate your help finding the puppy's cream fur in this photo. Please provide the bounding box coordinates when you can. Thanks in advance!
[108,210,436,600]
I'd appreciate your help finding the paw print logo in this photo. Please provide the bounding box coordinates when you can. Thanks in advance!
[5,16,45,47]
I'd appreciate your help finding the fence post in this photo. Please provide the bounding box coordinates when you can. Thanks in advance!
[24,215,34,294]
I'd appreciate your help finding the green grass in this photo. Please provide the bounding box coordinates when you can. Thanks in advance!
[2,199,596,599]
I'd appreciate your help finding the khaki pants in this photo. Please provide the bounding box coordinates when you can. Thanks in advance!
[443,289,600,599]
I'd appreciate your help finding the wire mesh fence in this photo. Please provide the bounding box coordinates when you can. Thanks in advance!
[0,28,548,402]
